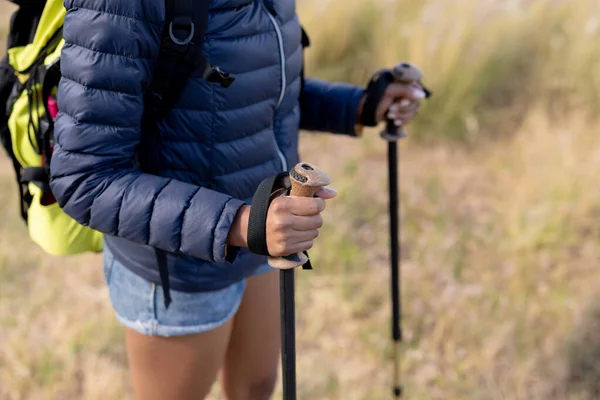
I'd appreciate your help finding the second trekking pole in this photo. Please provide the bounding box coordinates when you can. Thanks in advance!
[371,62,429,397]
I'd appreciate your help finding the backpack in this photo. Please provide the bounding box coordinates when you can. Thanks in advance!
[0,0,235,257]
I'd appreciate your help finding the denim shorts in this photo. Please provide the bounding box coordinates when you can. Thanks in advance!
[102,246,274,337]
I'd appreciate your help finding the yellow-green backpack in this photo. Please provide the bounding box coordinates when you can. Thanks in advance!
[0,0,103,256]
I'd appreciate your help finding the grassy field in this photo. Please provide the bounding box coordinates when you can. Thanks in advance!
[2,0,600,399]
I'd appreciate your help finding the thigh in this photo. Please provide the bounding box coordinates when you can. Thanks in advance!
[220,269,281,400]
[125,323,233,400]
[103,249,246,400]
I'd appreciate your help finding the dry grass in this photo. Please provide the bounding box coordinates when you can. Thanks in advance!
[2,0,600,399]
[296,109,600,400]
[301,0,600,142]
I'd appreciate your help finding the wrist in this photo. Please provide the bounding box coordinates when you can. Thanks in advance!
[227,204,250,248]
[354,93,366,137]
[356,93,366,126]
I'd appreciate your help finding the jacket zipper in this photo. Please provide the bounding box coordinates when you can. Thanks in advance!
[263,5,288,171]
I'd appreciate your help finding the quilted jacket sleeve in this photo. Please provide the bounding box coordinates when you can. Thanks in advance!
[299,77,365,136]
[49,0,245,263]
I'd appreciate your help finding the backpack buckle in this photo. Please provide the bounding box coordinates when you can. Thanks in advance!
[205,65,236,88]
[169,17,194,46]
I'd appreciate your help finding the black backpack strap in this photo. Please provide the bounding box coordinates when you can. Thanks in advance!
[145,0,234,122]
[20,166,50,192]
[144,0,236,309]
[40,57,61,162]
[7,0,46,49]
[139,0,235,174]
[1,126,30,222]
[13,155,30,221]
[155,247,172,309]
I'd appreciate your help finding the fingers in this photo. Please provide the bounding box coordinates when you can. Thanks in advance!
[265,186,334,259]
[388,101,419,116]
[269,213,321,235]
[289,213,323,232]
[375,82,425,123]
[287,240,315,255]
[285,196,326,216]
[314,187,337,200]
[268,238,315,258]
[288,227,319,242]
[386,83,426,102]
[388,102,419,126]
[375,96,396,124]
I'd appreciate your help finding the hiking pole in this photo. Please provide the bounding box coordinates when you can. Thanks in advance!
[379,62,428,398]
[269,162,332,400]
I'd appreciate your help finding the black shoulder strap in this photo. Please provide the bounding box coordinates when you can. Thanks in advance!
[0,121,30,222]
[6,0,45,49]
[139,0,234,173]
[145,0,235,121]
[146,0,236,309]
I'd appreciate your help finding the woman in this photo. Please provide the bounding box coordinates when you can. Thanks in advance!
[49,0,424,398]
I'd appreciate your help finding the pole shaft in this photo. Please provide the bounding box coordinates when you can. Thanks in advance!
[281,269,296,400]
[388,140,402,397]
[388,141,401,341]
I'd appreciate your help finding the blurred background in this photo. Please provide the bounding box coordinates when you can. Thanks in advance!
[2,0,600,398]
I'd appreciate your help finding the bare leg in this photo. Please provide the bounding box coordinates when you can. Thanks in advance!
[220,270,281,400]
[124,318,234,400]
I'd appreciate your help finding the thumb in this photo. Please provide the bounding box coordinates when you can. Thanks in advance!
[314,187,338,200]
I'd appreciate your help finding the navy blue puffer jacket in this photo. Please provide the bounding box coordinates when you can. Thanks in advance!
[49,0,365,292]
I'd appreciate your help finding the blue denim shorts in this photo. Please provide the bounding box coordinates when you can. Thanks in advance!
[102,246,274,337]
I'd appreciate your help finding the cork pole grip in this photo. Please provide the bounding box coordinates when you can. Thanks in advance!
[268,163,332,269]
[382,62,424,141]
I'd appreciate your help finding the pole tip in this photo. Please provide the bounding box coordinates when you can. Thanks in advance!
[394,386,403,397]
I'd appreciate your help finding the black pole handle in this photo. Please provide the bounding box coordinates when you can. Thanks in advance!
[381,62,425,142]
